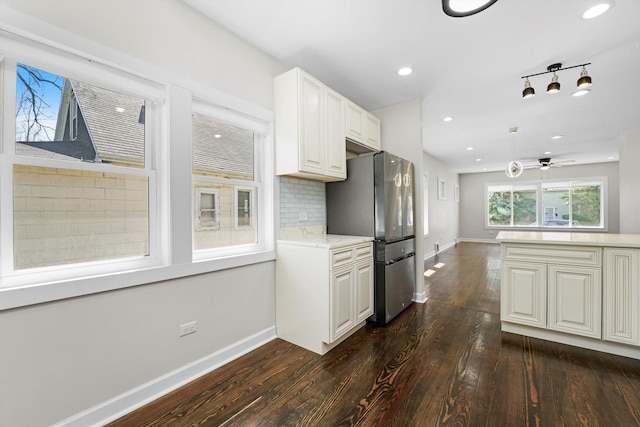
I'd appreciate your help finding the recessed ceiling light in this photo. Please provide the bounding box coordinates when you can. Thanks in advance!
[214,134,222,138]
[397,67,413,76]
[443,116,454,122]
[475,158,482,162]
[544,151,552,155]
[551,135,563,140]
[583,2,613,19]
[115,107,125,113]
[466,147,474,151]
[608,156,616,160]
[572,88,591,97]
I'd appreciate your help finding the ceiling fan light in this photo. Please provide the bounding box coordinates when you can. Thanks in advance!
[522,78,535,99]
[547,73,560,94]
[577,66,592,88]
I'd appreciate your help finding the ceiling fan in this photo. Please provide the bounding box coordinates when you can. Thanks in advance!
[525,157,576,171]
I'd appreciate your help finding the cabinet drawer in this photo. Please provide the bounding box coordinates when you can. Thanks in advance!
[331,248,354,269]
[354,243,373,262]
[502,244,601,267]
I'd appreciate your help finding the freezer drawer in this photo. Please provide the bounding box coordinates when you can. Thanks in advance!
[370,253,415,324]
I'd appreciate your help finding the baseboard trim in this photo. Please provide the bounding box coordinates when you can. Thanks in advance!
[52,326,277,427]
[413,291,427,303]
[423,239,457,261]
[457,238,499,244]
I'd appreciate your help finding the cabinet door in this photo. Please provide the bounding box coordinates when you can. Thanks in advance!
[604,248,640,345]
[299,72,324,174]
[345,100,365,143]
[330,267,355,342]
[501,261,547,328]
[325,88,346,179]
[355,260,374,323]
[548,265,601,338]
[365,112,381,150]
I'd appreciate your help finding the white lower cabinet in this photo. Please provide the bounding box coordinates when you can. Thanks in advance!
[548,265,601,338]
[501,244,602,339]
[604,248,640,345]
[501,261,547,328]
[276,239,373,355]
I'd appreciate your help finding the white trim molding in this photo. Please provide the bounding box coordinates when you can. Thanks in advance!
[51,327,277,427]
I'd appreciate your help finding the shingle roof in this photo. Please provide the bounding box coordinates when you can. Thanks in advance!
[71,80,145,166]
[192,113,254,180]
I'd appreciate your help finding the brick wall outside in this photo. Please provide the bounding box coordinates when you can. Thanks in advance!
[13,165,149,269]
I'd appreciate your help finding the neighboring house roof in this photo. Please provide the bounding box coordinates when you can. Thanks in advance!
[15,142,78,161]
[25,77,254,179]
[192,113,254,180]
[70,80,145,166]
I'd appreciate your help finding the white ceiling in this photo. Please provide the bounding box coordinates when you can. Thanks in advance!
[183,0,640,174]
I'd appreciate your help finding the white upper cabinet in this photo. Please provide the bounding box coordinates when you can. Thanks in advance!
[345,99,365,144]
[365,112,381,151]
[345,99,381,152]
[274,68,346,182]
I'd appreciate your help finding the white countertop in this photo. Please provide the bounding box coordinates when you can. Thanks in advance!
[496,231,640,248]
[277,234,373,249]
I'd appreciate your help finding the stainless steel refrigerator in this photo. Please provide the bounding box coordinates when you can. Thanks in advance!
[326,151,415,325]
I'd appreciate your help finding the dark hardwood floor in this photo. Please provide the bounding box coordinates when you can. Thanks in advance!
[109,242,640,426]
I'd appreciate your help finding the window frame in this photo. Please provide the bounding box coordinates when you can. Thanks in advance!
[0,26,275,311]
[191,100,270,262]
[485,177,608,231]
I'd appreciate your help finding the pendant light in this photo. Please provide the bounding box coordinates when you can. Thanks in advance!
[505,127,523,178]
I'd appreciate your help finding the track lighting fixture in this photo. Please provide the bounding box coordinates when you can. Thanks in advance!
[547,72,560,94]
[521,62,592,98]
[577,66,592,88]
[522,78,535,99]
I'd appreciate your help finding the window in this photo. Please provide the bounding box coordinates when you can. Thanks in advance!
[3,55,160,285]
[423,174,429,236]
[69,93,78,140]
[191,106,265,256]
[234,186,254,229]
[486,178,606,230]
[196,188,220,230]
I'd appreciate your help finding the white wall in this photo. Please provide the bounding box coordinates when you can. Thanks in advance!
[619,126,640,234]
[0,2,285,426]
[422,153,459,258]
[459,162,620,241]
[372,99,426,301]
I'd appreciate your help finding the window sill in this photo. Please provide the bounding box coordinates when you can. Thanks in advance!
[0,250,276,311]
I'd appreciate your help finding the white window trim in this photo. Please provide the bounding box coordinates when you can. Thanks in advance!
[484,177,608,232]
[0,25,276,310]
[69,92,78,140]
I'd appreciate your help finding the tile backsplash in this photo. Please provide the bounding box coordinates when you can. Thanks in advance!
[279,177,326,228]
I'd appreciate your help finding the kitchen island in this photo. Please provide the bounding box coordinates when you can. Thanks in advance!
[497,231,640,359]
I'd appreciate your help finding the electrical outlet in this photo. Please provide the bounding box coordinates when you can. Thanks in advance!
[179,321,197,337]
[298,211,308,221]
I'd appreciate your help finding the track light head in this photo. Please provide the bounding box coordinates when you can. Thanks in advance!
[577,66,592,88]
[547,72,560,94]
[522,78,535,99]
